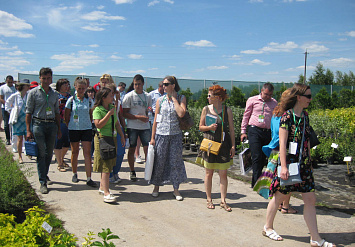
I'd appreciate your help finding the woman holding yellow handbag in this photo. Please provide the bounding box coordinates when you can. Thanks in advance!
[196,85,235,211]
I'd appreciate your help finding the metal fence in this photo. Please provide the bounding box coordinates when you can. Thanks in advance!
[18,73,353,99]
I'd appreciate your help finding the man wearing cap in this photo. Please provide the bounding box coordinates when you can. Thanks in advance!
[240,83,278,187]
[30,81,39,89]
[0,75,16,145]
[26,68,61,194]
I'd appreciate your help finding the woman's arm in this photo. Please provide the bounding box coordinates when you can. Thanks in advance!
[227,107,235,158]
[64,108,71,126]
[94,107,115,129]
[199,106,217,132]
[115,121,125,147]
[150,98,160,146]
[171,94,186,118]
[279,127,289,180]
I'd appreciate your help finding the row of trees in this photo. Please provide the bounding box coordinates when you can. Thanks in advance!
[298,62,355,86]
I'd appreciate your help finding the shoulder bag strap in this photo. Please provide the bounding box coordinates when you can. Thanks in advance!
[220,106,225,143]
[298,115,306,163]
[111,115,114,137]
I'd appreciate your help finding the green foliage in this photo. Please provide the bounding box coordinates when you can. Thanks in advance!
[0,140,40,218]
[309,62,334,85]
[225,86,246,108]
[309,107,355,163]
[145,85,154,93]
[249,88,259,97]
[308,87,332,110]
[0,207,119,247]
[193,88,208,108]
[180,88,193,108]
[273,84,288,102]
[339,89,355,108]
[0,206,77,246]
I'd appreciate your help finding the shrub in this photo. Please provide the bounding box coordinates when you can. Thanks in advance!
[0,140,40,221]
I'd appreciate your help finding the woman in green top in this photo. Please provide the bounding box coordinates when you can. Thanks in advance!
[93,88,125,203]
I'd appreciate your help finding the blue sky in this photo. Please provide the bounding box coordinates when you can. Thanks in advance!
[0,0,354,83]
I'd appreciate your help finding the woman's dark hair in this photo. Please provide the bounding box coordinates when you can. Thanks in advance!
[164,75,181,92]
[276,83,311,116]
[85,86,96,98]
[56,78,69,92]
[126,82,134,93]
[208,84,228,101]
[93,87,112,109]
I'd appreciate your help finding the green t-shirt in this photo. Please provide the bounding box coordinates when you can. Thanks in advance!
[93,105,117,137]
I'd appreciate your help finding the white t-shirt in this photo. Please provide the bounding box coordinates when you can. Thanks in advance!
[0,84,16,109]
[122,90,152,130]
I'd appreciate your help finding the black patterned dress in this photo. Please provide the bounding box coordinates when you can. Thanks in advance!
[196,106,232,170]
[270,109,315,195]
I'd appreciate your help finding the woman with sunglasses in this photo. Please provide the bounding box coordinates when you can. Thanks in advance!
[149,76,187,201]
[196,85,235,212]
[263,83,336,247]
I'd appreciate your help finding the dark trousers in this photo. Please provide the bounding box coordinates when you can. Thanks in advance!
[248,126,272,187]
[2,108,10,141]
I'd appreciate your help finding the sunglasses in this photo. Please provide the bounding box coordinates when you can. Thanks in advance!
[207,94,215,98]
[302,94,312,99]
[163,82,172,87]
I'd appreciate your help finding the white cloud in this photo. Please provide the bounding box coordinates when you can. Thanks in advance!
[51,50,103,72]
[184,40,216,47]
[110,55,123,60]
[224,55,241,60]
[88,44,99,48]
[148,68,158,70]
[81,11,125,21]
[207,66,228,70]
[0,10,34,38]
[7,50,24,56]
[97,5,105,10]
[113,0,134,4]
[321,57,354,68]
[251,59,270,66]
[300,42,328,53]
[0,56,31,68]
[345,31,355,37]
[148,0,160,6]
[121,70,146,74]
[81,23,107,32]
[285,65,315,72]
[241,41,298,54]
[128,54,143,59]
[148,0,174,6]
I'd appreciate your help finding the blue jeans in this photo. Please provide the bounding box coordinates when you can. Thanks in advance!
[110,128,126,178]
[2,108,10,141]
[33,121,58,185]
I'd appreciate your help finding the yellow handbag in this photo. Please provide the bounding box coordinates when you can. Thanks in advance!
[200,106,225,156]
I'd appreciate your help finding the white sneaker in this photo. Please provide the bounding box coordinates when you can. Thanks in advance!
[98,188,111,195]
[135,156,143,164]
[103,193,117,203]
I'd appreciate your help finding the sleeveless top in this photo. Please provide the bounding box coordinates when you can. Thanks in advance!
[156,95,185,136]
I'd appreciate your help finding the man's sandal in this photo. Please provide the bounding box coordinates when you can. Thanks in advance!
[262,226,283,241]
[220,201,232,212]
[310,239,336,247]
[207,200,215,209]
[281,206,298,214]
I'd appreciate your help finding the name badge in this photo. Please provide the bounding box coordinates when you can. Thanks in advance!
[289,142,298,155]
[46,107,52,116]
[258,114,265,123]
[223,132,225,141]
[73,115,79,123]
[156,114,162,123]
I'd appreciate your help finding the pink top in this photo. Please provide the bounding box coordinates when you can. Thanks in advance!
[241,94,278,134]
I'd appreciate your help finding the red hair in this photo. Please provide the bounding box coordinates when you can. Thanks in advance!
[208,85,228,101]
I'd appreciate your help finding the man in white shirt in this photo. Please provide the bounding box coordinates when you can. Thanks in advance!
[0,75,16,145]
[149,81,165,122]
[123,75,152,181]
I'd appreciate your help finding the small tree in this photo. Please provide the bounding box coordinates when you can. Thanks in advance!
[226,86,247,108]
[309,87,332,110]
[180,88,193,108]
[145,85,154,93]
[194,88,209,108]
[249,88,260,97]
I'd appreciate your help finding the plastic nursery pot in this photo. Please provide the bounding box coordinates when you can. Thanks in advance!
[190,144,198,152]
[184,143,190,150]
[345,172,355,187]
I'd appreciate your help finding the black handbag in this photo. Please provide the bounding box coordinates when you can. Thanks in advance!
[309,126,320,148]
[98,115,116,160]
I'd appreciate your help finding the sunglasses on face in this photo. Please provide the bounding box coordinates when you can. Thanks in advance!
[302,94,312,99]
[163,82,172,87]
[207,94,215,98]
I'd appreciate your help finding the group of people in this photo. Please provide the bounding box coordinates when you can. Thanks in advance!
[1,69,335,246]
